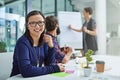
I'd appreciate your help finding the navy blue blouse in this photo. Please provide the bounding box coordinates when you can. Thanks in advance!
[10,35,60,77]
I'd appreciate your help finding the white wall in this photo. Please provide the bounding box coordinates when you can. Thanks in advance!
[0,53,13,80]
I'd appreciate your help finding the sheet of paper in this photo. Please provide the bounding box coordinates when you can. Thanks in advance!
[58,11,83,49]
[51,72,70,77]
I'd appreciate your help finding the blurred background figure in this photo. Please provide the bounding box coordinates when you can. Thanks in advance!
[46,15,73,64]
[68,7,98,56]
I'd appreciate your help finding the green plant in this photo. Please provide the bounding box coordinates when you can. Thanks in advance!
[0,41,7,52]
[85,49,94,68]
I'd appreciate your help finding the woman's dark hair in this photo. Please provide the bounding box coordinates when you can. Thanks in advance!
[56,27,60,35]
[24,10,45,47]
[45,16,60,35]
[84,7,93,15]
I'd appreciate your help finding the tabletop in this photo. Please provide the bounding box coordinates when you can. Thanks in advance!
[7,55,120,80]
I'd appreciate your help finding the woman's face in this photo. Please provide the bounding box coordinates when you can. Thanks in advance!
[27,14,45,38]
[83,10,87,18]
[83,10,89,19]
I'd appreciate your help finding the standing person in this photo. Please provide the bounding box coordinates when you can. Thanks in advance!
[68,7,98,56]
[10,10,64,78]
[45,16,72,64]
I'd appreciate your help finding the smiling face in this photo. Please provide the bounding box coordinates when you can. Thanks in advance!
[27,14,45,38]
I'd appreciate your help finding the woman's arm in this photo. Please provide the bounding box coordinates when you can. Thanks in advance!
[61,47,72,64]
[83,27,97,36]
[43,43,57,65]
[68,25,82,32]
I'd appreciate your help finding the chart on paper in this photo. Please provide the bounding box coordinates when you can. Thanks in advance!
[58,11,83,49]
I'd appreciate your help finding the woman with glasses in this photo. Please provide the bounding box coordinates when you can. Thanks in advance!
[10,10,64,78]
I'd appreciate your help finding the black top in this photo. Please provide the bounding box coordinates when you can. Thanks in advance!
[82,18,98,53]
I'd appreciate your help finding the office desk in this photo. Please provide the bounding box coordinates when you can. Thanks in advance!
[7,55,120,80]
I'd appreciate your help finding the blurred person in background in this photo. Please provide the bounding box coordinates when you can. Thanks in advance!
[68,7,98,56]
[46,15,72,64]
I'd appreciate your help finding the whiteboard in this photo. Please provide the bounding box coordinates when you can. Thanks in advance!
[58,11,83,49]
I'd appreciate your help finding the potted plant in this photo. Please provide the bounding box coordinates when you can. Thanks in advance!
[84,49,94,77]
[0,41,7,53]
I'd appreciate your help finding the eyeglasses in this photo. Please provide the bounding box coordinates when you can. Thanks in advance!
[28,21,45,27]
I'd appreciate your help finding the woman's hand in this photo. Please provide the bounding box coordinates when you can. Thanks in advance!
[83,27,89,33]
[57,63,65,72]
[43,34,53,48]
[68,25,72,29]
[64,47,73,55]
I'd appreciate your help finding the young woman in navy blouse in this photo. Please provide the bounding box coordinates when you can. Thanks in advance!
[10,10,64,77]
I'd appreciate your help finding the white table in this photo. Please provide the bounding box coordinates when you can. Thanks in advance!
[7,55,120,80]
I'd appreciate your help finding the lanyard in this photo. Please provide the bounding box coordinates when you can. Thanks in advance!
[34,47,40,67]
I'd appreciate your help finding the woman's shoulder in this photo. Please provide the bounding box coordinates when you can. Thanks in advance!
[16,35,30,46]
[17,35,27,42]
